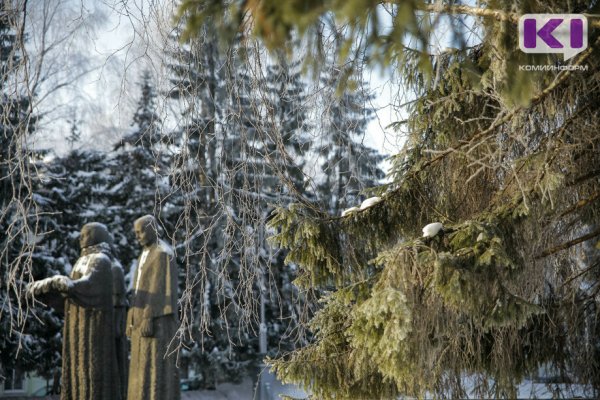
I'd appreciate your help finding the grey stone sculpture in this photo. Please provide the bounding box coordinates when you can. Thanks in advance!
[28,222,120,400]
[127,215,180,400]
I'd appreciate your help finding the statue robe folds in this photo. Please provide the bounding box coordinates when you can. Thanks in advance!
[62,251,118,400]
[127,240,180,400]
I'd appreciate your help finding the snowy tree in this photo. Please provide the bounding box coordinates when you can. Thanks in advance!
[260,53,314,350]
[316,63,385,214]
[116,70,163,150]
[165,24,254,386]
[263,53,311,196]
[110,71,170,271]
[166,23,221,207]
[165,22,315,384]
[220,40,321,361]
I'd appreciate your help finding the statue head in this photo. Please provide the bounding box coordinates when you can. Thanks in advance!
[80,222,111,249]
[134,215,159,248]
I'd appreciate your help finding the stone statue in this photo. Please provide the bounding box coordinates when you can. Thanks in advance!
[127,215,180,400]
[28,222,119,400]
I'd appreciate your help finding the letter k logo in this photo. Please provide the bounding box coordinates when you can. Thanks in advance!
[524,19,563,48]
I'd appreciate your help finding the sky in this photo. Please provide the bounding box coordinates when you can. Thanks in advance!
[25,0,171,153]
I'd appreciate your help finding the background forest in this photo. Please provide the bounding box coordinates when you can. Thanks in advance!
[2,0,600,399]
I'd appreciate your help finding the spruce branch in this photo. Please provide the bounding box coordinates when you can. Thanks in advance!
[414,34,599,176]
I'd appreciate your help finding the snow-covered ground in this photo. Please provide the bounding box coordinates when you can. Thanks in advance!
[515,381,594,399]
[181,370,309,400]
[24,374,594,399]
[17,382,596,400]
[180,378,594,400]
[13,366,596,400]
[181,379,254,400]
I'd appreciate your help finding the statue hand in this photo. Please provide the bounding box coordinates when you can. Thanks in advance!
[140,318,154,337]
[27,277,55,296]
[50,275,72,292]
[26,281,39,297]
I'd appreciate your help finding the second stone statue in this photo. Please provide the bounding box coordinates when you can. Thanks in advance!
[127,215,180,400]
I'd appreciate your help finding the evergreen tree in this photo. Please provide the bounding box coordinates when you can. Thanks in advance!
[110,71,170,271]
[220,40,317,363]
[263,53,311,197]
[267,19,600,400]
[219,45,271,362]
[166,24,250,387]
[0,7,22,207]
[316,64,385,214]
[166,24,221,206]
[116,70,163,150]
[166,24,314,384]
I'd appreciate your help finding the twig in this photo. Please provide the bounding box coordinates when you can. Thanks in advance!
[535,228,600,259]
[559,191,600,218]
